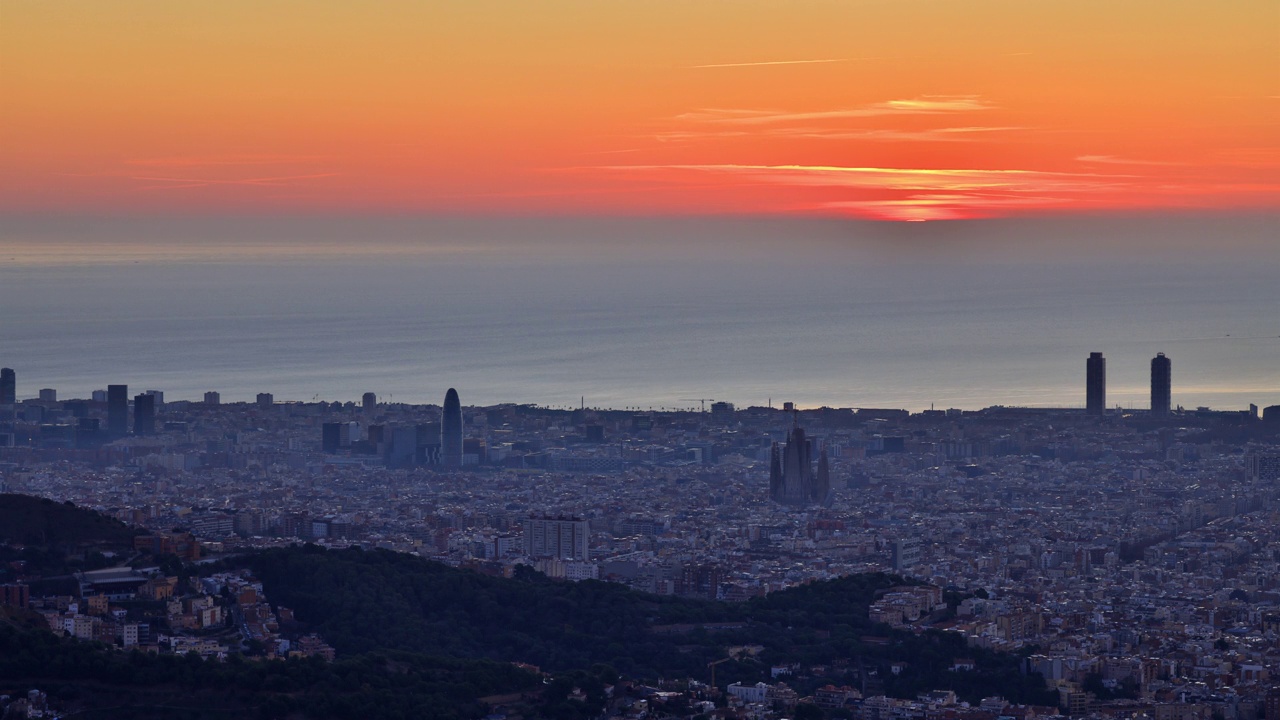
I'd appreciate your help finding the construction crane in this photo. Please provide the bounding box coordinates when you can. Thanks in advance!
[679,398,716,412]
[707,657,730,688]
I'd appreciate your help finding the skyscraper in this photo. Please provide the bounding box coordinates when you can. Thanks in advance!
[1086,352,1106,416]
[441,388,463,468]
[1151,352,1171,416]
[769,423,831,505]
[362,392,377,413]
[321,422,342,453]
[133,393,155,435]
[203,391,220,405]
[107,385,129,437]
[0,368,14,405]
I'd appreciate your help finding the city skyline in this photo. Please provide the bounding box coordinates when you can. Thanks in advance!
[0,353,1260,415]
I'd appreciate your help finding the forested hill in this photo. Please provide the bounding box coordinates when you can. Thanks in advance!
[0,493,139,547]
[0,616,544,720]
[247,545,1056,704]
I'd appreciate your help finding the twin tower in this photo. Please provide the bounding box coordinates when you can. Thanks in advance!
[1086,352,1171,416]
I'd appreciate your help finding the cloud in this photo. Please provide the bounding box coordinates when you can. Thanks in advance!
[589,163,1134,221]
[767,126,1024,142]
[1076,155,1185,167]
[677,96,994,125]
[822,193,1070,221]
[600,164,1131,194]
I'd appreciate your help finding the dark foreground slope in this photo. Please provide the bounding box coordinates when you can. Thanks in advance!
[248,545,1056,704]
[0,611,542,720]
[0,493,139,547]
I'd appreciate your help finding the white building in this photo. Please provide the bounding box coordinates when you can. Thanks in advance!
[523,516,589,560]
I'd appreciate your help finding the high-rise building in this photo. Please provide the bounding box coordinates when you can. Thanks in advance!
[133,393,155,435]
[769,424,831,505]
[321,423,343,453]
[38,388,56,402]
[203,391,220,405]
[1086,352,1106,416]
[0,368,15,405]
[523,516,589,560]
[1151,352,1171,416]
[107,385,129,437]
[710,401,735,423]
[441,388,463,468]
[1246,452,1280,482]
[362,392,377,412]
[256,393,273,409]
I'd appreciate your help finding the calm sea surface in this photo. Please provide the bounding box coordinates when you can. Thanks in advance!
[1,215,1277,412]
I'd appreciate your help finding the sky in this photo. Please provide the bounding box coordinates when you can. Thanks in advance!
[2,1,1278,221]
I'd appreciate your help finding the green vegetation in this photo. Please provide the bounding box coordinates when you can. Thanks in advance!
[0,494,141,581]
[0,621,544,720]
[0,496,1057,715]
[0,494,139,548]
[247,545,1057,705]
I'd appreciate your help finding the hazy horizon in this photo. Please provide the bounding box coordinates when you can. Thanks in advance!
[3,213,1276,412]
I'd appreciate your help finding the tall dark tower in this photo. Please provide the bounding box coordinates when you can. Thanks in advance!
[769,423,831,506]
[441,388,463,468]
[1151,352,1171,416]
[107,385,129,437]
[0,368,14,405]
[133,393,155,435]
[1086,352,1106,416]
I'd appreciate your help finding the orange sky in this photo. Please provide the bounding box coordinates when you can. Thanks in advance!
[2,1,1277,220]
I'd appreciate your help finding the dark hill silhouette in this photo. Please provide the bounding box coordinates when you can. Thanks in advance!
[0,493,140,548]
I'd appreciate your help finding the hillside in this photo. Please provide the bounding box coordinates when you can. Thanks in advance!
[246,545,1057,704]
[0,620,546,720]
[0,493,140,548]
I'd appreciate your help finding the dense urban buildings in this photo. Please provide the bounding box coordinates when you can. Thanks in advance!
[1152,352,1172,416]
[1,371,1279,718]
[1086,352,1106,415]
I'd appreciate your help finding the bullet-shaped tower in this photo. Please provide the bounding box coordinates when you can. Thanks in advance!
[441,388,463,468]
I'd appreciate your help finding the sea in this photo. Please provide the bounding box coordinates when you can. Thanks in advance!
[1,214,1277,413]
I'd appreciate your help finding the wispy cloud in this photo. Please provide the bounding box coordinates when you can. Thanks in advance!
[1076,155,1185,167]
[824,193,1069,221]
[767,126,1023,142]
[600,164,1130,193]
[590,163,1133,221]
[688,58,869,69]
[677,96,994,125]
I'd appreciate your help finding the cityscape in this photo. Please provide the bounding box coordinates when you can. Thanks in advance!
[2,354,1279,718]
[3,1,1277,718]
